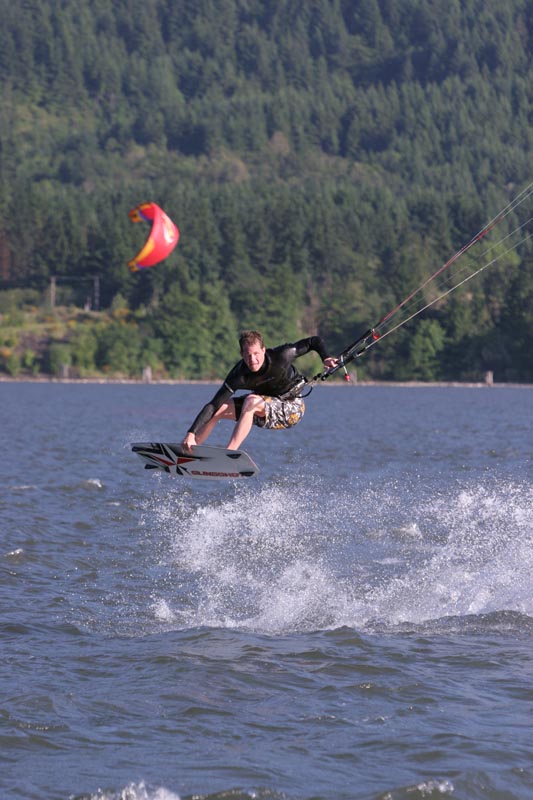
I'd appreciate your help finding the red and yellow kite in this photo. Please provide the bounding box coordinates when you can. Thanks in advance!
[128,202,180,271]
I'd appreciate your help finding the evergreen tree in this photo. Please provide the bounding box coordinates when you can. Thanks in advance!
[0,0,532,380]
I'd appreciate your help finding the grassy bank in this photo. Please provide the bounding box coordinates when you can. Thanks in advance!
[0,299,159,381]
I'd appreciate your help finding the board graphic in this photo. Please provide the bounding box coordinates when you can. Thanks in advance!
[131,442,259,480]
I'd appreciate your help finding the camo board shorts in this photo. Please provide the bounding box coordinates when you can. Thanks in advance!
[234,395,305,430]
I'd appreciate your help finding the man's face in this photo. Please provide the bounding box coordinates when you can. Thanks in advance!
[242,341,266,372]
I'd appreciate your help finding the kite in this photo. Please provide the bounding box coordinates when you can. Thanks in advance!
[128,202,180,271]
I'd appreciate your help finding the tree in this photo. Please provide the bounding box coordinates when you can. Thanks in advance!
[402,318,446,381]
[150,281,214,377]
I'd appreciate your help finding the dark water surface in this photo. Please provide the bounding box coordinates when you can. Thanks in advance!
[1,382,533,800]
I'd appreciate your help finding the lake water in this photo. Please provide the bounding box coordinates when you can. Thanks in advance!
[1,381,533,800]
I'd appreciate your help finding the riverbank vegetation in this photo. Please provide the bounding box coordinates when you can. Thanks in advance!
[1,0,532,382]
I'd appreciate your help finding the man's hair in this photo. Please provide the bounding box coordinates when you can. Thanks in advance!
[239,330,264,353]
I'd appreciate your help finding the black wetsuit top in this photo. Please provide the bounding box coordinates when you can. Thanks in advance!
[188,336,329,435]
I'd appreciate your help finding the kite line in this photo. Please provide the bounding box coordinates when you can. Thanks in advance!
[308,180,533,388]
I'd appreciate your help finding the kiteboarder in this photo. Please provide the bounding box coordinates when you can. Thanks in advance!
[182,330,338,451]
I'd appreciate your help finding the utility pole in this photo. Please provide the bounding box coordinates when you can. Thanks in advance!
[50,276,56,308]
[93,276,100,311]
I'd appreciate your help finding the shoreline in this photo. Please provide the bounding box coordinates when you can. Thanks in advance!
[1,375,532,389]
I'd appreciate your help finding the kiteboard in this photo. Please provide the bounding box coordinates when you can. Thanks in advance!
[131,442,259,480]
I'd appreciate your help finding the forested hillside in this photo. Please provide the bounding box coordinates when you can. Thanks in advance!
[1,0,532,381]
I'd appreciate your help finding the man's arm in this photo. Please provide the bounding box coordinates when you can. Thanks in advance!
[291,335,337,368]
[186,382,234,438]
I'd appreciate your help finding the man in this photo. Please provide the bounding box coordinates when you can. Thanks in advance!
[182,330,338,451]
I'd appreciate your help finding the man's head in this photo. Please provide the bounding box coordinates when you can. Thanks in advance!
[239,330,266,372]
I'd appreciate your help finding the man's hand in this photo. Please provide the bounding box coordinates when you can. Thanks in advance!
[182,432,196,452]
[323,357,338,370]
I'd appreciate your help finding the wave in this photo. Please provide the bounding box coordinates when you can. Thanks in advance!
[71,781,284,800]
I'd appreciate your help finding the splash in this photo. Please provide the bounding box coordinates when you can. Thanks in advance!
[147,477,533,635]
[73,780,180,800]
[74,779,285,800]
[370,481,533,626]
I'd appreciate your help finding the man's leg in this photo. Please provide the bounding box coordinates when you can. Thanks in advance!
[227,394,265,450]
[195,402,236,445]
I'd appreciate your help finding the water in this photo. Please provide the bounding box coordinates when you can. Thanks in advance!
[1,381,533,800]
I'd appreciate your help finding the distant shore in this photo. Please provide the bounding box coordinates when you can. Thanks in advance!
[1,375,531,389]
